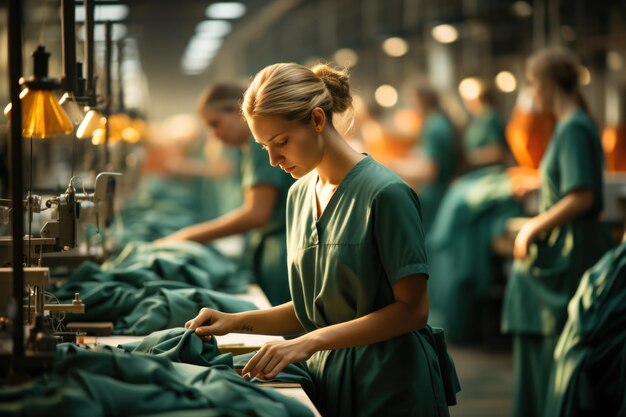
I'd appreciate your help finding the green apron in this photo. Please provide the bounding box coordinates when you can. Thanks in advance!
[241,137,294,305]
[419,112,457,233]
[287,156,458,417]
[501,110,611,417]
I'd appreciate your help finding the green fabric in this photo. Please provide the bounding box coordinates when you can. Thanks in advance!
[544,241,626,417]
[420,112,457,233]
[427,166,523,343]
[119,327,233,367]
[286,156,457,417]
[54,241,255,335]
[0,333,313,417]
[502,111,611,336]
[512,334,559,417]
[115,177,213,247]
[463,109,507,151]
[242,136,294,305]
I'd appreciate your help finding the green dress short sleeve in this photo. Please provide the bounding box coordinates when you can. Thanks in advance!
[286,156,456,417]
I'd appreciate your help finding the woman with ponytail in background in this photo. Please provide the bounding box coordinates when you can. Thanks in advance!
[501,48,612,417]
[184,63,458,417]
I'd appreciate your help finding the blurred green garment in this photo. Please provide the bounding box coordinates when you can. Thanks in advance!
[419,112,457,233]
[287,156,459,417]
[54,241,255,335]
[242,137,295,306]
[0,330,313,417]
[463,109,508,152]
[543,241,626,417]
[115,176,206,247]
[427,165,523,343]
[502,110,612,417]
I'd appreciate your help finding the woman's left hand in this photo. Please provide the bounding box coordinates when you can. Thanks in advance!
[241,336,317,381]
[513,218,539,260]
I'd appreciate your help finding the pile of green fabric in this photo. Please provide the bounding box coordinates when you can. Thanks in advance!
[543,241,626,417]
[427,166,523,344]
[54,241,254,335]
[0,328,314,417]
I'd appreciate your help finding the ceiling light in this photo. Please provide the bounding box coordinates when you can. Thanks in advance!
[206,2,246,19]
[495,71,517,93]
[382,37,409,57]
[75,4,129,22]
[431,24,458,44]
[333,48,358,68]
[375,85,398,108]
[196,20,232,37]
[458,77,482,100]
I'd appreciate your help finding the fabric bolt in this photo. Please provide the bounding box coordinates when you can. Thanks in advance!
[543,241,626,417]
[501,110,612,417]
[286,155,459,417]
[427,165,523,343]
[419,112,457,233]
[241,136,294,306]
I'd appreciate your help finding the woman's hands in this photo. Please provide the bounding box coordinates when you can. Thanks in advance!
[241,336,318,380]
[185,308,238,342]
[513,218,539,260]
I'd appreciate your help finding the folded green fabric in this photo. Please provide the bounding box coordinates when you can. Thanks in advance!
[544,241,626,417]
[53,241,255,335]
[0,336,313,417]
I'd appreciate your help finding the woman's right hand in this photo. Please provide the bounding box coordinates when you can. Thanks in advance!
[185,308,237,341]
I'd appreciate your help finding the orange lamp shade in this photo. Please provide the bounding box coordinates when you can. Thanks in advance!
[602,123,626,172]
[4,88,73,138]
[506,107,555,169]
[77,109,106,141]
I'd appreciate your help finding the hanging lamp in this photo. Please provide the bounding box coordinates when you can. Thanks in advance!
[4,46,73,138]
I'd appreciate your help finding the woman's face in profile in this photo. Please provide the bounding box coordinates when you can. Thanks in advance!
[247,114,323,179]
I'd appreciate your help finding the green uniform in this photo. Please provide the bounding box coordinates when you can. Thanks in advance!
[242,136,295,306]
[419,112,457,233]
[544,241,625,417]
[287,156,457,417]
[501,110,611,417]
[463,108,507,153]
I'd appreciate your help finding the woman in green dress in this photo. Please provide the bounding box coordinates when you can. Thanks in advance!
[501,48,612,417]
[185,63,458,416]
[159,83,294,306]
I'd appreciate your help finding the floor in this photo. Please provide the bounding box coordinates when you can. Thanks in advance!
[448,344,514,417]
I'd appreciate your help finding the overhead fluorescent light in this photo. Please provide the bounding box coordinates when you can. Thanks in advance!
[206,2,247,19]
[75,4,129,22]
[196,20,232,37]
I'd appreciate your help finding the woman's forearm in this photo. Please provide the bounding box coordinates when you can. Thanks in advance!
[304,298,427,352]
[532,189,594,234]
[233,302,304,336]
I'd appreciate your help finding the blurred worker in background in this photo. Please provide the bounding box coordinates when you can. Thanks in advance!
[158,83,294,306]
[501,48,612,417]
